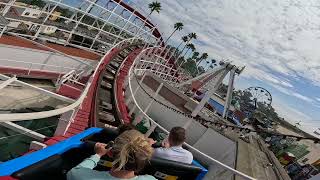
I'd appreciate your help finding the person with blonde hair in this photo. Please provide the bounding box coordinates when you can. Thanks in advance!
[67,130,156,180]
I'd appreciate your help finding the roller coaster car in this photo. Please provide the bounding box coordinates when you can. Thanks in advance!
[0,128,207,180]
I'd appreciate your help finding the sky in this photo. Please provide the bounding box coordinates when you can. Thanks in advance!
[133,0,320,136]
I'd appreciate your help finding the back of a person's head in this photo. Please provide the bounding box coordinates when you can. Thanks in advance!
[117,123,136,134]
[169,127,186,146]
[112,130,153,172]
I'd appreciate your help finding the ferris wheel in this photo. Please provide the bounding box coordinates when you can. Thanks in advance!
[243,87,272,109]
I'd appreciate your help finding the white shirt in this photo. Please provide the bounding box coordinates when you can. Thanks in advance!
[153,146,193,164]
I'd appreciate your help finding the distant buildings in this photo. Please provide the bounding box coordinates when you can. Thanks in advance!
[12,2,41,18]
[49,11,61,21]
[5,2,62,35]
[19,7,41,18]
[41,26,58,35]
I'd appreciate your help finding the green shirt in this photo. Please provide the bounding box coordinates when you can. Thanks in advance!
[67,154,157,180]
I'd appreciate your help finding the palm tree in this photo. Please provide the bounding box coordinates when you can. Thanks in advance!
[211,59,216,65]
[191,51,199,60]
[208,59,217,69]
[148,1,162,15]
[178,32,197,57]
[176,35,189,50]
[177,43,195,68]
[196,52,208,66]
[136,1,161,37]
[205,60,211,69]
[188,32,197,40]
[164,22,184,44]
[171,35,189,59]
[183,43,195,57]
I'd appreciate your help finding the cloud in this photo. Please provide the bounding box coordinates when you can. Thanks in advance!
[135,0,320,132]
[291,92,314,103]
[136,0,320,86]
[273,102,312,123]
[269,83,314,103]
[272,102,320,135]
[239,64,316,103]
[316,98,320,102]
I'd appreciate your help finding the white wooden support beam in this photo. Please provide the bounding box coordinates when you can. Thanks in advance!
[0,26,7,37]
[33,0,61,40]
[177,66,225,88]
[223,68,236,118]
[29,141,47,151]
[0,122,46,142]
[66,0,98,45]
[54,109,74,136]
[132,83,163,125]
[125,70,147,105]
[0,74,75,103]
[0,76,16,90]
[113,5,135,46]
[190,70,229,117]
[1,0,16,15]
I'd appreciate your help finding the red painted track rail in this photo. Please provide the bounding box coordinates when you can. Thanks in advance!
[44,43,144,146]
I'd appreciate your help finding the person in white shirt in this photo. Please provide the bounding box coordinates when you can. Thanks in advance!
[153,127,193,164]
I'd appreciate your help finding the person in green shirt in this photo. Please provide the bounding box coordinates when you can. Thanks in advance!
[67,130,157,180]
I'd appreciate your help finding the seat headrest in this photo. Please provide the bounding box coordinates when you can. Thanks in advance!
[150,158,202,171]
[81,127,119,143]
[141,157,203,180]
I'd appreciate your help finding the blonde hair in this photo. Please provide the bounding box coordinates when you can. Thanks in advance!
[112,130,153,171]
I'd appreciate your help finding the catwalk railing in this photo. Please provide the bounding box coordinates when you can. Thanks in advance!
[0,37,147,122]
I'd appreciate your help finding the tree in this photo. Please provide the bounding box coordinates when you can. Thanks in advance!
[191,51,199,60]
[233,89,280,122]
[196,52,208,66]
[56,7,73,20]
[174,35,189,53]
[181,58,198,77]
[205,60,210,69]
[181,35,189,44]
[206,59,217,70]
[177,43,195,68]
[21,0,45,7]
[148,1,162,15]
[173,35,189,57]
[198,66,205,74]
[182,43,195,58]
[188,32,197,40]
[178,32,197,57]
[164,22,183,44]
[135,1,161,38]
